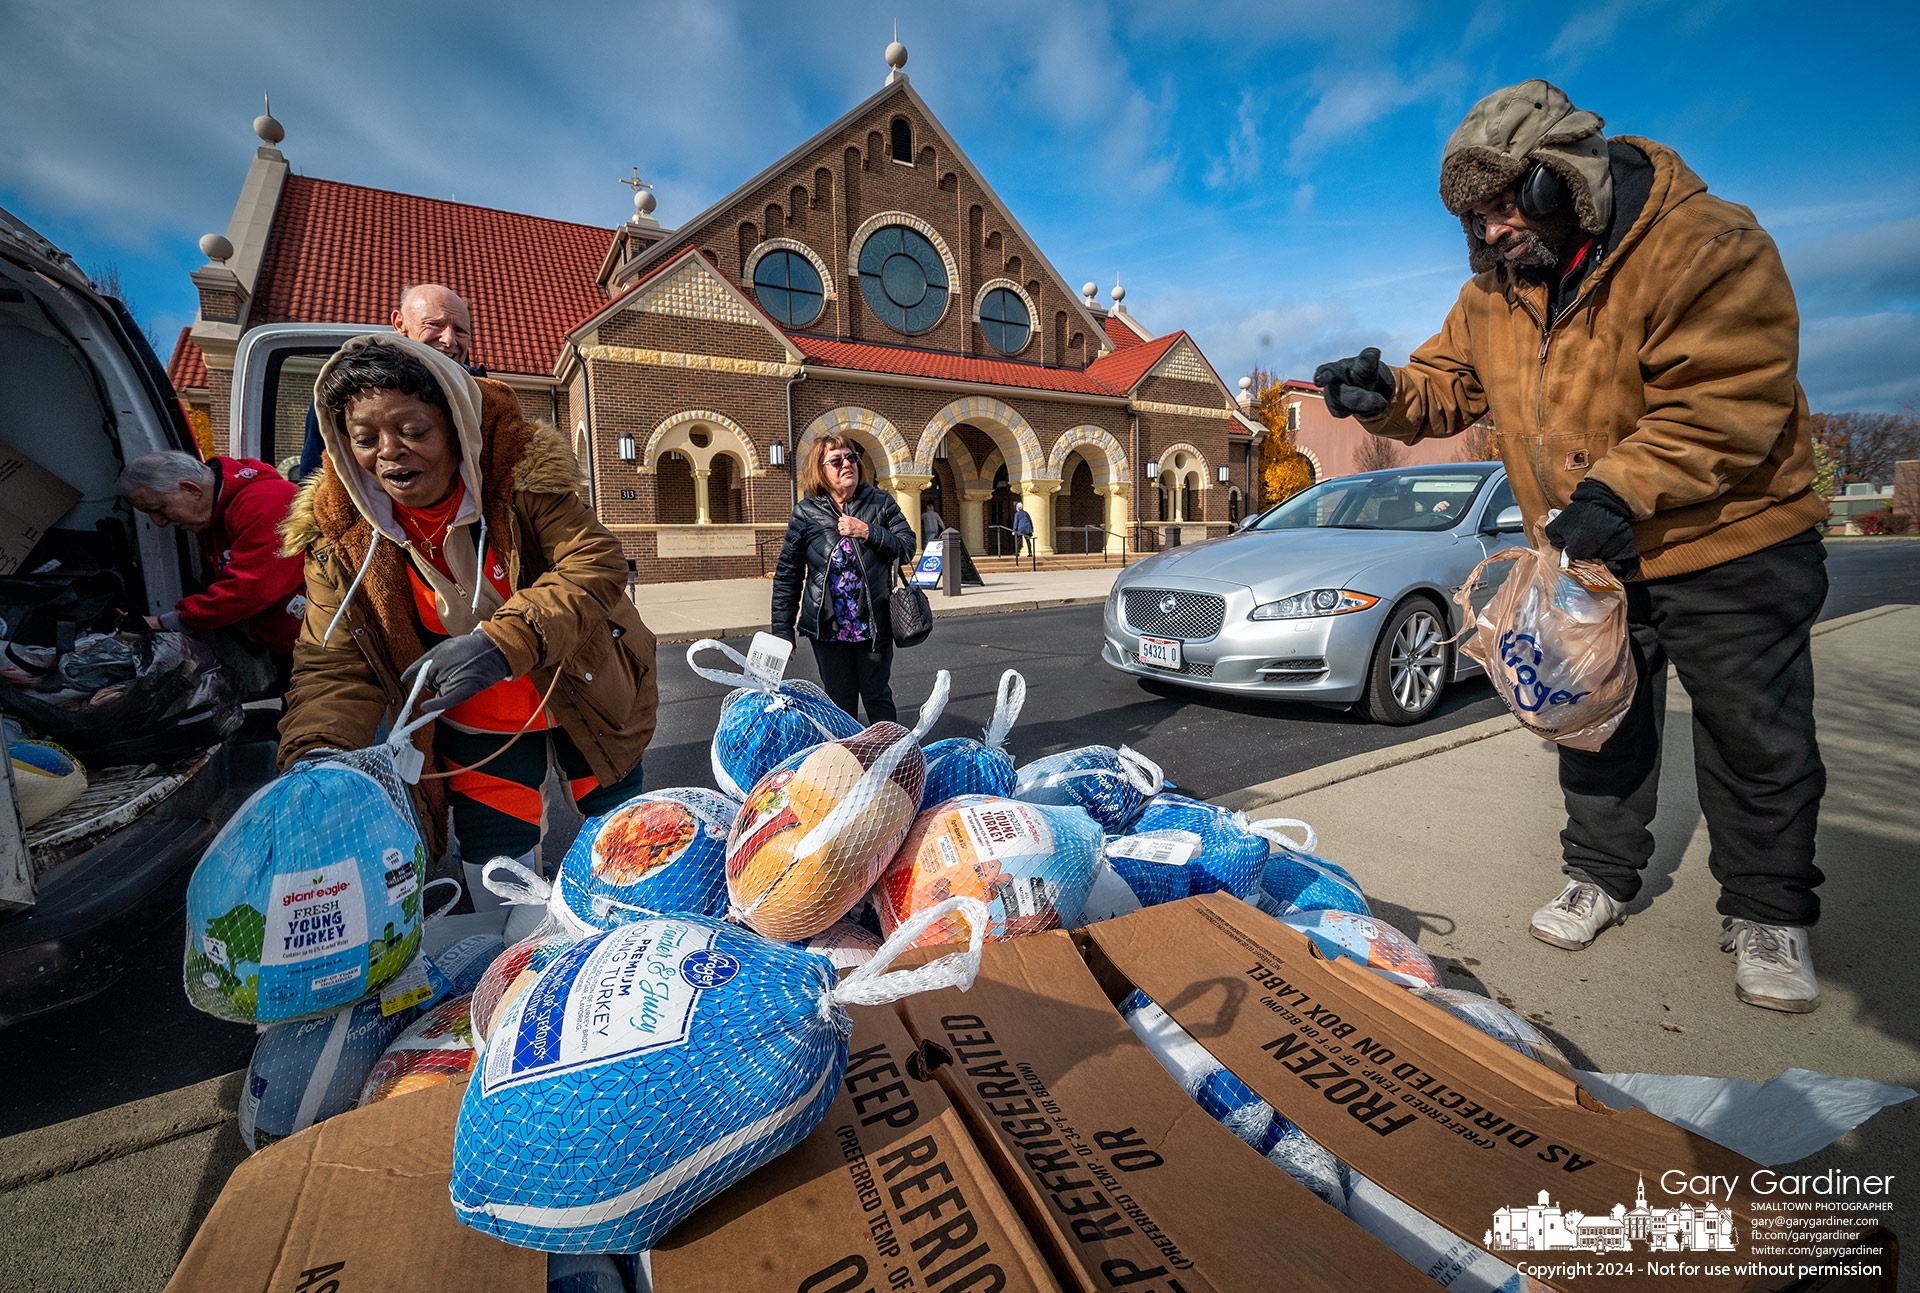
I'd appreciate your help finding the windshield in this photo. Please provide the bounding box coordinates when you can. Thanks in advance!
[1250,470,1494,533]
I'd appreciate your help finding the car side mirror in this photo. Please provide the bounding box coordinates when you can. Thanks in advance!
[1485,504,1524,535]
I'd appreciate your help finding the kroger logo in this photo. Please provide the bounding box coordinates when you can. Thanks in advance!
[1501,631,1590,714]
[680,949,740,990]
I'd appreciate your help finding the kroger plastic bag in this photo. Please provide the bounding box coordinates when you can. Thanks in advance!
[450,895,989,1253]
[1129,793,1266,898]
[1454,520,1634,751]
[553,788,741,928]
[1248,820,1372,920]
[359,991,480,1105]
[238,924,495,1150]
[1283,909,1440,988]
[1012,743,1162,832]
[725,673,949,942]
[687,636,862,798]
[1120,990,1347,1209]
[185,696,436,1024]
[1410,987,1574,1079]
[919,669,1026,809]
[874,795,1103,946]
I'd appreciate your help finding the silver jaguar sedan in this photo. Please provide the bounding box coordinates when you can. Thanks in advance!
[1102,462,1526,724]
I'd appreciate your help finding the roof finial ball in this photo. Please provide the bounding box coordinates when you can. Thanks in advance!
[1237,375,1255,408]
[199,233,234,264]
[1082,281,1098,307]
[634,187,657,219]
[1111,281,1127,310]
[885,22,908,83]
[253,93,284,147]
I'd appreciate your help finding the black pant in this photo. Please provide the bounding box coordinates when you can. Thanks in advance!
[1012,533,1034,558]
[1560,529,1828,926]
[809,601,897,724]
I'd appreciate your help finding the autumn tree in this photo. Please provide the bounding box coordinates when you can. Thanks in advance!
[1809,409,1920,486]
[1454,418,1501,463]
[1248,366,1314,508]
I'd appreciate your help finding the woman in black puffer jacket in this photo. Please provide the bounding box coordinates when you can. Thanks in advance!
[769,433,917,722]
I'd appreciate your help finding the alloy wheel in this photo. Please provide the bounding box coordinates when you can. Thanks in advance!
[1387,609,1446,714]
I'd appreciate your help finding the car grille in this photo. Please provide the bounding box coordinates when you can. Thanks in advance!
[1259,657,1328,678]
[1123,588,1226,640]
[1178,661,1214,678]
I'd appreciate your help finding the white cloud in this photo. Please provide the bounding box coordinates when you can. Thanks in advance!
[1204,90,1263,190]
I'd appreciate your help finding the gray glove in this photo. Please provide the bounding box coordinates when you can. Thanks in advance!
[1313,347,1395,419]
[401,632,513,716]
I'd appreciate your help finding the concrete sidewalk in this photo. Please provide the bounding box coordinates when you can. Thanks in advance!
[629,565,1119,641]
[1230,603,1920,1236]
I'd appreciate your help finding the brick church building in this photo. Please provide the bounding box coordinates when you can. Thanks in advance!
[172,45,1263,582]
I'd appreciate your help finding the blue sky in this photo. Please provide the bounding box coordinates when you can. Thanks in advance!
[3,0,1915,410]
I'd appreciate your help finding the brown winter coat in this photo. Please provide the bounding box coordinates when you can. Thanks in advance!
[277,377,657,856]
[1364,137,1827,578]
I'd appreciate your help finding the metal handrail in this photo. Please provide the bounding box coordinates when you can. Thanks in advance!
[1068,523,1128,564]
[984,523,1036,570]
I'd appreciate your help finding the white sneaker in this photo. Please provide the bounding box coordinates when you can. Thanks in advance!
[1529,880,1627,950]
[1721,920,1820,1013]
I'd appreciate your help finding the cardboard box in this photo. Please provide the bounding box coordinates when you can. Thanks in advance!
[656,1002,1063,1293]
[0,440,81,576]
[1078,895,1898,1293]
[165,1078,544,1293]
[893,931,1436,1293]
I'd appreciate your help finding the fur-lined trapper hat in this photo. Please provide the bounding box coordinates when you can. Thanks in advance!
[1440,80,1613,273]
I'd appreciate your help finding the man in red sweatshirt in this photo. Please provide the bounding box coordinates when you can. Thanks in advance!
[117,450,306,691]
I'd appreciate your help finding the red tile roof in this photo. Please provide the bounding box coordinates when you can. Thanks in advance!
[791,335,1126,396]
[1281,378,1322,393]
[1083,331,1184,394]
[1102,315,1145,349]
[167,327,207,390]
[250,176,612,376]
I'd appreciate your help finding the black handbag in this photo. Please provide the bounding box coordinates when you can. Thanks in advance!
[889,565,933,648]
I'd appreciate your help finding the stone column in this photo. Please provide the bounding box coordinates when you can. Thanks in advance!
[885,474,932,551]
[691,467,712,525]
[1018,479,1061,555]
[1095,483,1130,554]
[959,489,991,554]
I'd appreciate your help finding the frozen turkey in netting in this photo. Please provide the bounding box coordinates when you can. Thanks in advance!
[1248,819,1372,919]
[918,669,1025,808]
[687,636,862,798]
[1282,908,1439,988]
[1129,793,1267,898]
[450,897,989,1253]
[725,673,948,942]
[555,787,741,927]
[1011,743,1162,832]
[874,795,1103,946]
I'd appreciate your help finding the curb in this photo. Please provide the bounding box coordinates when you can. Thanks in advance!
[0,1068,243,1192]
[1212,713,1524,815]
[1212,601,1917,814]
[653,594,1110,644]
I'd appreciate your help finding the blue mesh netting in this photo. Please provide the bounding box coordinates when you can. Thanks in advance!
[1256,850,1371,919]
[453,915,847,1253]
[918,670,1026,810]
[1012,743,1162,833]
[555,788,741,928]
[1411,986,1574,1077]
[1281,910,1439,987]
[1101,832,1197,909]
[1129,794,1266,898]
[687,640,861,799]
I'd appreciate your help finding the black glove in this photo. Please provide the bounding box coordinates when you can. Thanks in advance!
[1544,479,1640,580]
[1312,347,1396,419]
[400,632,513,716]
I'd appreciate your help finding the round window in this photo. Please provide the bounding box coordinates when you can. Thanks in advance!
[980,287,1030,354]
[751,249,825,328]
[857,226,949,333]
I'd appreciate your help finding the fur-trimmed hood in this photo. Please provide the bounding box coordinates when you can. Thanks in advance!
[1440,79,1614,274]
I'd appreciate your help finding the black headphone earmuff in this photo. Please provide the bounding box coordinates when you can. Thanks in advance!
[1515,161,1571,221]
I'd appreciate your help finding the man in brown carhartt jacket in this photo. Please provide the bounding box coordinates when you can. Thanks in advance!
[1315,81,1829,1013]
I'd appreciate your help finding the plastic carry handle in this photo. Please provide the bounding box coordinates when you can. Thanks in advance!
[685,639,768,692]
[481,856,552,907]
[830,895,990,1008]
[983,669,1027,751]
[1247,817,1319,854]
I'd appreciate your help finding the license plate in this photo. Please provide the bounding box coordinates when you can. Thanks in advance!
[1138,637,1182,670]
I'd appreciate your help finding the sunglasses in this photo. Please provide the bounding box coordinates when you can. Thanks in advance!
[824,454,860,468]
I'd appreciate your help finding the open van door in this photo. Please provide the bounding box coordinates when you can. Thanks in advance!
[230,323,388,468]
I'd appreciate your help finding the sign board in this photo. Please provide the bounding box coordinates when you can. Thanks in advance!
[910,540,944,588]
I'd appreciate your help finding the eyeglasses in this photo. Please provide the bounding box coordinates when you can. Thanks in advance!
[824,454,859,468]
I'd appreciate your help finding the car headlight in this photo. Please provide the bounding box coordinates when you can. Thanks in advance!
[1249,589,1380,620]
